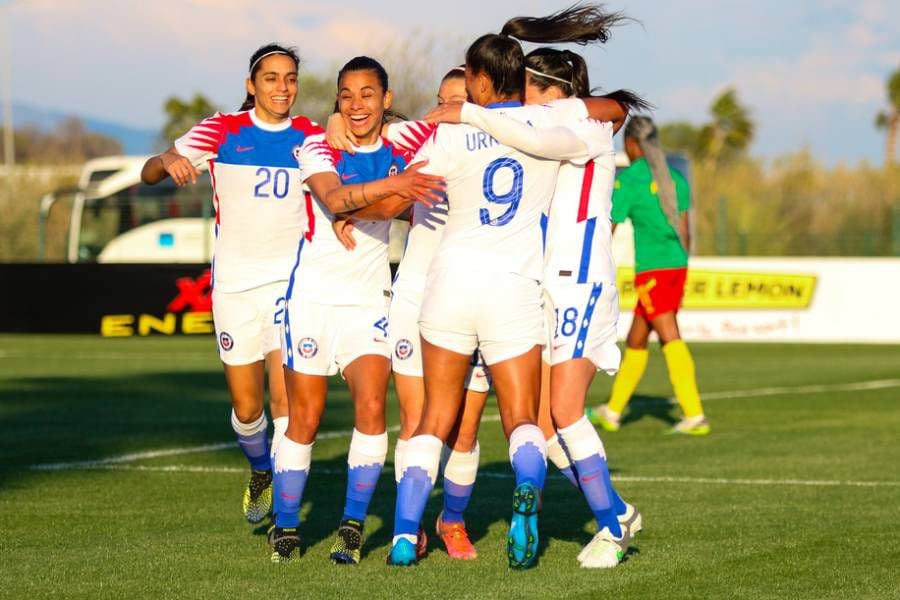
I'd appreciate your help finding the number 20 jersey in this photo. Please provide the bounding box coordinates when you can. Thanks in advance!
[174,110,322,293]
[413,100,592,282]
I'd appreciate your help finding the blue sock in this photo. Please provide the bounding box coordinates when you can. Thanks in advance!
[508,425,547,490]
[231,410,270,471]
[559,416,623,537]
[393,435,442,543]
[559,464,580,488]
[605,470,628,516]
[442,479,473,524]
[342,430,387,523]
[441,444,479,524]
[573,455,622,538]
[273,437,312,529]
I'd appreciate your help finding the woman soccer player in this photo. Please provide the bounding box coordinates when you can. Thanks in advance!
[140,44,322,527]
[389,4,634,569]
[588,116,709,435]
[443,47,648,568]
[330,65,491,561]
[268,56,445,565]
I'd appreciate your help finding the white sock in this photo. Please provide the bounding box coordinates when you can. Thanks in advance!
[394,438,408,484]
[348,428,388,468]
[558,416,605,461]
[270,416,288,460]
[274,436,312,474]
[402,434,443,483]
[230,409,267,436]
[444,442,480,486]
[546,433,572,471]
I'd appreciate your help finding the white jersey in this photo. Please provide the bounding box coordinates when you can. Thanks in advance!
[384,121,443,296]
[174,110,321,293]
[293,133,410,306]
[413,100,592,282]
[543,123,617,286]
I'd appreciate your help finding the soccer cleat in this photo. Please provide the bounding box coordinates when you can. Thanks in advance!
[586,404,621,432]
[416,526,428,559]
[618,503,643,537]
[578,527,627,569]
[242,469,273,524]
[507,483,541,570]
[387,538,418,566]
[436,512,477,560]
[269,526,300,563]
[330,519,364,565]
[666,416,711,436]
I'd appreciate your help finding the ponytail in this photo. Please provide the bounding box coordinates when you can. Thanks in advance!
[500,2,628,45]
[466,3,628,100]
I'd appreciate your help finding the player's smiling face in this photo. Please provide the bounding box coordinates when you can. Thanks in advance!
[437,77,467,106]
[338,70,392,146]
[246,54,298,124]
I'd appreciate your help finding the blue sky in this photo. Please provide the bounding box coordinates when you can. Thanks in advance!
[5,0,899,165]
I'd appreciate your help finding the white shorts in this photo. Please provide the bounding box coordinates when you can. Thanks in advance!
[419,270,545,366]
[543,282,621,374]
[212,281,287,366]
[389,286,491,393]
[281,296,391,376]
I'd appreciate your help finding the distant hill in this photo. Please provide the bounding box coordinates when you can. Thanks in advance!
[12,103,158,155]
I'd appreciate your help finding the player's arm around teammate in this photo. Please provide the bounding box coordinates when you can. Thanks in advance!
[270,57,444,565]
[141,44,324,528]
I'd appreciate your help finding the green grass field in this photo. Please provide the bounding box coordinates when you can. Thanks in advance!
[1,335,899,599]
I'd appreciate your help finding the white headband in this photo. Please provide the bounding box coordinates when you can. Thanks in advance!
[525,66,572,88]
[250,50,291,74]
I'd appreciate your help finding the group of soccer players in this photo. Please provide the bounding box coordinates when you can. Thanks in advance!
[141,2,706,571]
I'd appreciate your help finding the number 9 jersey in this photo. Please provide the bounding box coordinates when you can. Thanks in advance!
[413,99,598,364]
[174,110,323,293]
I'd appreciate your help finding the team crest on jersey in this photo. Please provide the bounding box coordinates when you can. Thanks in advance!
[298,337,318,359]
[291,144,302,163]
[388,164,399,177]
[219,332,234,351]
[394,338,413,360]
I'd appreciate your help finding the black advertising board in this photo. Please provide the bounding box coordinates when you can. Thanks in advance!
[0,264,214,336]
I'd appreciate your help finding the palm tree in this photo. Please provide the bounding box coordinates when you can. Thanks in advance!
[698,88,754,166]
[875,67,900,166]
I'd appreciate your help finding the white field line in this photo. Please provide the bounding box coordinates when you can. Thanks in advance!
[0,350,214,361]
[27,378,900,473]
[47,463,900,488]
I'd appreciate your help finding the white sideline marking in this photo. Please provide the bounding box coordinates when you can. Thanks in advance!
[702,378,900,401]
[27,378,899,473]
[46,463,900,488]
[0,350,213,361]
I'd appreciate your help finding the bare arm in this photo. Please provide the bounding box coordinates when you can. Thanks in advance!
[580,97,628,133]
[141,147,201,186]
[305,161,444,215]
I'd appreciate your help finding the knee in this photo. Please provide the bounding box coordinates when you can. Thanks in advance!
[450,426,478,452]
[233,404,264,424]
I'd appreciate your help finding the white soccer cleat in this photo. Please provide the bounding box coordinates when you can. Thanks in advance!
[618,502,643,536]
[578,527,627,569]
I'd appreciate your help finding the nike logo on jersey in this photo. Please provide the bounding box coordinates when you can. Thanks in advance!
[552,344,566,351]
[475,372,487,378]
[341,173,359,181]
[373,338,387,343]
[236,145,255,152]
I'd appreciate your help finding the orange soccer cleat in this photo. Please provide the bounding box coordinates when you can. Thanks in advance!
[436,512,478,560]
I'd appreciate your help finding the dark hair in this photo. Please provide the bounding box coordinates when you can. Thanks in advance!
[525,47,591,97]
[240,43,300,111]
[441,64,466,82]
[466,2,626,99]
[334,55,408,122]
[525,47,652,113]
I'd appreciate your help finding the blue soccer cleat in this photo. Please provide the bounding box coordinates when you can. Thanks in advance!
[507,483,541,569]
[387,538,418,567]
